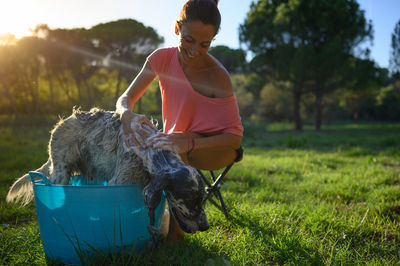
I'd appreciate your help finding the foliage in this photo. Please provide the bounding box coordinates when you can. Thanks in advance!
[0,19,163,115]
[231,73,265,120]
[133,79,162,118]
[239,0,373,130]
[338,57,386,123]
[208,45,246,73]
[389,19,400,75]
[1,118,400,264]
[258,81,293,122]
[375,81,400,121]
[89,19,163,101]
[0,12,399,125]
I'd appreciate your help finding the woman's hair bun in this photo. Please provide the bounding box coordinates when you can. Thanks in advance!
[179,0,221,34]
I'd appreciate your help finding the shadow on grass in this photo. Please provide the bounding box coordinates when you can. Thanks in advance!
[45,239,223,266]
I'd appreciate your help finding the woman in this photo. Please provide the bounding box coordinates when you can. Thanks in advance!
[116,0,243,241]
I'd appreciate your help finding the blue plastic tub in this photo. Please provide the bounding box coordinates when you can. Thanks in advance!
[29,171,166,264]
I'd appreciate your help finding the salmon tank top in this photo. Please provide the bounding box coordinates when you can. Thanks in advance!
[147,47,243,137]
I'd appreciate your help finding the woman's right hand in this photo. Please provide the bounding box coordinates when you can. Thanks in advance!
[120,110,155,149]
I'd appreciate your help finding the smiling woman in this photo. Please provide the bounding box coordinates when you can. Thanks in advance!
[116,0,243,243]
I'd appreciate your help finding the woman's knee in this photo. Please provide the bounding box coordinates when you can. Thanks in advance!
[187,148,237,170]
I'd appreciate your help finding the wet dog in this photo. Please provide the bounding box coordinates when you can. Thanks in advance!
[6,108,209,235]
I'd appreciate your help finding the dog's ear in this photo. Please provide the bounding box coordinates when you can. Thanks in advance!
[143,173,170,211]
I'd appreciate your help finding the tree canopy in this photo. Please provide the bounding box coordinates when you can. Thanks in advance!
[0,19,163,115]
[0,9,399,126]
[208,45,246,73]
[389,19,400,76]
[239,0,373,129]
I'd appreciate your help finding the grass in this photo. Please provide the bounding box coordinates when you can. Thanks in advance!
[1,115,400,265]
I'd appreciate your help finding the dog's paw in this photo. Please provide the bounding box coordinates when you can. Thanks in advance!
[147,224,163,249]
[148,224,159,236]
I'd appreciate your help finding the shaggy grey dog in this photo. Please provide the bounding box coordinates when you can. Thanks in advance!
[6,108,209,234]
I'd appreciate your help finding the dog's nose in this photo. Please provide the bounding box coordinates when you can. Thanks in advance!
[174,167,189,178]
[198,218,209,231]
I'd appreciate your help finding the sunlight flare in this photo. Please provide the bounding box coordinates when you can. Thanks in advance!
[0,1,40,38]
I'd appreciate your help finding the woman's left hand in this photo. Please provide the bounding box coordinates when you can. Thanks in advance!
[146,133,191,154]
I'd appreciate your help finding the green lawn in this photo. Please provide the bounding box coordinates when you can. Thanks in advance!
[1,116,399,265]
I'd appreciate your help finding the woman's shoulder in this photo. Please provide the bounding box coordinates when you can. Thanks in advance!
[148,47,178,60]
[205,54,233,98]
[150,47,177,55]
[147,47,178,73]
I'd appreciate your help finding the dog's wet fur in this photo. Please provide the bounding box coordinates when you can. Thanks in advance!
[6,108,209,234]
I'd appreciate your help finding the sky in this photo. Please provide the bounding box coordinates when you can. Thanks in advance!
[0,0,399,68]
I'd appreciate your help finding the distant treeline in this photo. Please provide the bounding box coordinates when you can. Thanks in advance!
[0,20,163,116]
[1,0,400,130]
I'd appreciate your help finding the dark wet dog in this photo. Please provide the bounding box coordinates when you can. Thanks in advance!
[6,108,209,234]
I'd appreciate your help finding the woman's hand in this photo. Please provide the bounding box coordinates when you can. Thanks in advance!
[146,133,194,154]
[120,110,155,149]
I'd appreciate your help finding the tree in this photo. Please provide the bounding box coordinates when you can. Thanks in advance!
[208,45,246,73]
[0,43,18,114]
[339,57,385,123]
[30,25,100,109]
[231,74,259,119]
[259,80,293,122]
[240,0,372,130]
[231,72,267,121]
[389,19,400,76]
[375,81,400,121]
[0,19,164,115]
[89,19,164,101]
[35,20,163,111]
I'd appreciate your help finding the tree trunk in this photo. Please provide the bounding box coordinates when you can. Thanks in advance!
[0,73,18,115]
[48,75,55,112]
[83,79,93,104]
[59,73,73,102]
[114,70,123,102]
[353,99,359,124]
[21,75,32,113]
[353,111,359,124]
[314,91,323,131]
[33,76,40,113]
[73,74,83,104]
[293,89,303,130]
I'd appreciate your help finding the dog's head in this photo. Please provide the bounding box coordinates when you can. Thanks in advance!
[143,155,209,234]
[164,167,209,233]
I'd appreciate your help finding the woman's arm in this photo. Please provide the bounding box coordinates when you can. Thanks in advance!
[116,60,157,147]
[147,132,242,170]
[145,62,243,169]
[116,60,156,115]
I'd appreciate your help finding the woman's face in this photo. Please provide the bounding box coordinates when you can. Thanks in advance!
[176,20,215,64]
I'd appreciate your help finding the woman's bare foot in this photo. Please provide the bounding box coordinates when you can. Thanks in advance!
[167,214,185,242]
[159,209,185,243]
[159,210,170,240]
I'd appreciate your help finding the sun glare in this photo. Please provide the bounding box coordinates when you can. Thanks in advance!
[0,2,40,39]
